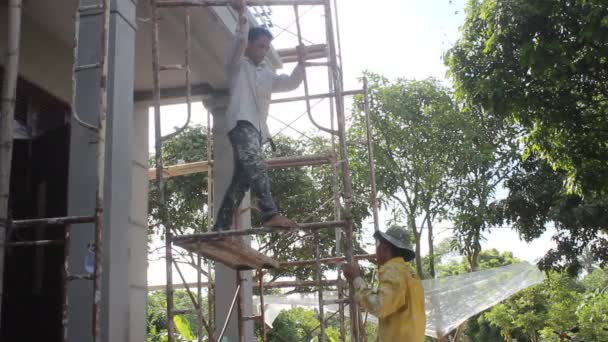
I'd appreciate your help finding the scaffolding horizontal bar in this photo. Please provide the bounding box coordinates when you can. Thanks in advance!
[156,0,325,7]
[75,63,102,72]
[277,44,326,58]
[11,215,96,228]
[281,51,327,64]
[160,64,185,71]
[133,82,227,103]
[79,4,104,12]
[279,254,376,268]
[3,239,64,247]
[147,279,340,292]
[304,61,331,67]
[271,89,363,104]
[265,279,340,288]
[148,154,332,180]
[172,221,346,243]
[268,154,333,168]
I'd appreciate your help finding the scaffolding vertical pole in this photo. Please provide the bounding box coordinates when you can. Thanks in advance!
[258,270,267,342]
[363,78,379,232]
[92,1,111,340]
[150,0,176,341]
[324,7,345,341]
[293,6,315,131]
[61,224,72,342]
[205,92,215,338]
[180,7,205,342]
[322,0,360,339]
[0,0,21,326]
[293,5,332,340]
[315,231,326,341]
[332,0,344,89]
[236,271,245,342]
[337,278,346,342]
[207,262,215,333]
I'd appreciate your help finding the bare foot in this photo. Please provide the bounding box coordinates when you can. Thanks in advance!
[262,214,298,231]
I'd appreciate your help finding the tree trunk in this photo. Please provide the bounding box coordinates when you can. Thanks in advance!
[427,218,435,278]
[471,248,480,272]
[409,216,423,279]
[453,322,465,342]
[470,227,481,272]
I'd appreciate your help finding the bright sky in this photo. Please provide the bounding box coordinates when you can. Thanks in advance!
[147,0,555,286]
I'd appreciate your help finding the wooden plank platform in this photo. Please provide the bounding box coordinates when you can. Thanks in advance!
[174,238,279,270]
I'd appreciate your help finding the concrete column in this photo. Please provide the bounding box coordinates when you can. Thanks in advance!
[66,1,139,341]
[204,96,254,342]
[129,101,151,342]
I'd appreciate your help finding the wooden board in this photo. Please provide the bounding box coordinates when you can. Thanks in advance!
[174,238,279,270]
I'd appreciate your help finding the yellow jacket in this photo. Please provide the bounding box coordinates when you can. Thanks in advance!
[354,257,426,342]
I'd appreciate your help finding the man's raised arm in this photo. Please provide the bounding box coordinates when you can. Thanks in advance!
[226,0,249,76]
[272,45,307,92]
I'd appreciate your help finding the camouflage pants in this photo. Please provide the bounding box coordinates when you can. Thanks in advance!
[213,120,278,231]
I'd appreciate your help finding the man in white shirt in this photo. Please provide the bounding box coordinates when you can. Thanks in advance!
[213,0,306,231]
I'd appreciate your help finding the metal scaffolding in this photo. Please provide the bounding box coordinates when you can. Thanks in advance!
[149,0,379,341]
[0,0,379,340]
[0,0,110,341]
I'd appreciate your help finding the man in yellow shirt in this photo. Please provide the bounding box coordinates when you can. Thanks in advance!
[343,226,426,341]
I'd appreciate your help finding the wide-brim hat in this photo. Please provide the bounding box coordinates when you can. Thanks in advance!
[373,225,416,261]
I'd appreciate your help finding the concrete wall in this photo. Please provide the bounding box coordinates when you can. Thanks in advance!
[0,7,72,103]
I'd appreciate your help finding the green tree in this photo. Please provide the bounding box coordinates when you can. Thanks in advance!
[266,307,341,342]
[436,248,520,277]
[350,73,463,278]
[421,238,456,278]
[483,272,586,342]
[148,290,207,342]
[495,156,608,272]
[450,106,519,272]
[576,268,608,340]
[484,285,546,342]
[576,291,608,341]
[463,315,504,342]
[447,0,608,273]
[446,0,608,195]
[581,267,608,292]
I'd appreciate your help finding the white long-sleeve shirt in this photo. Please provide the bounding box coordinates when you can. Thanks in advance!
[223,14,305,142]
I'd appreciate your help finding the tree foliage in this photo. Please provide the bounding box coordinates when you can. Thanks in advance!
[482,270,608,342]
[446,0,608,195]
[450,106,519,272]
[147,290,206,342]
[436,248,520,277]
[495,156,608,272]
[266,307,377,342]
[148,127,211,237]
[350,73,464,277]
